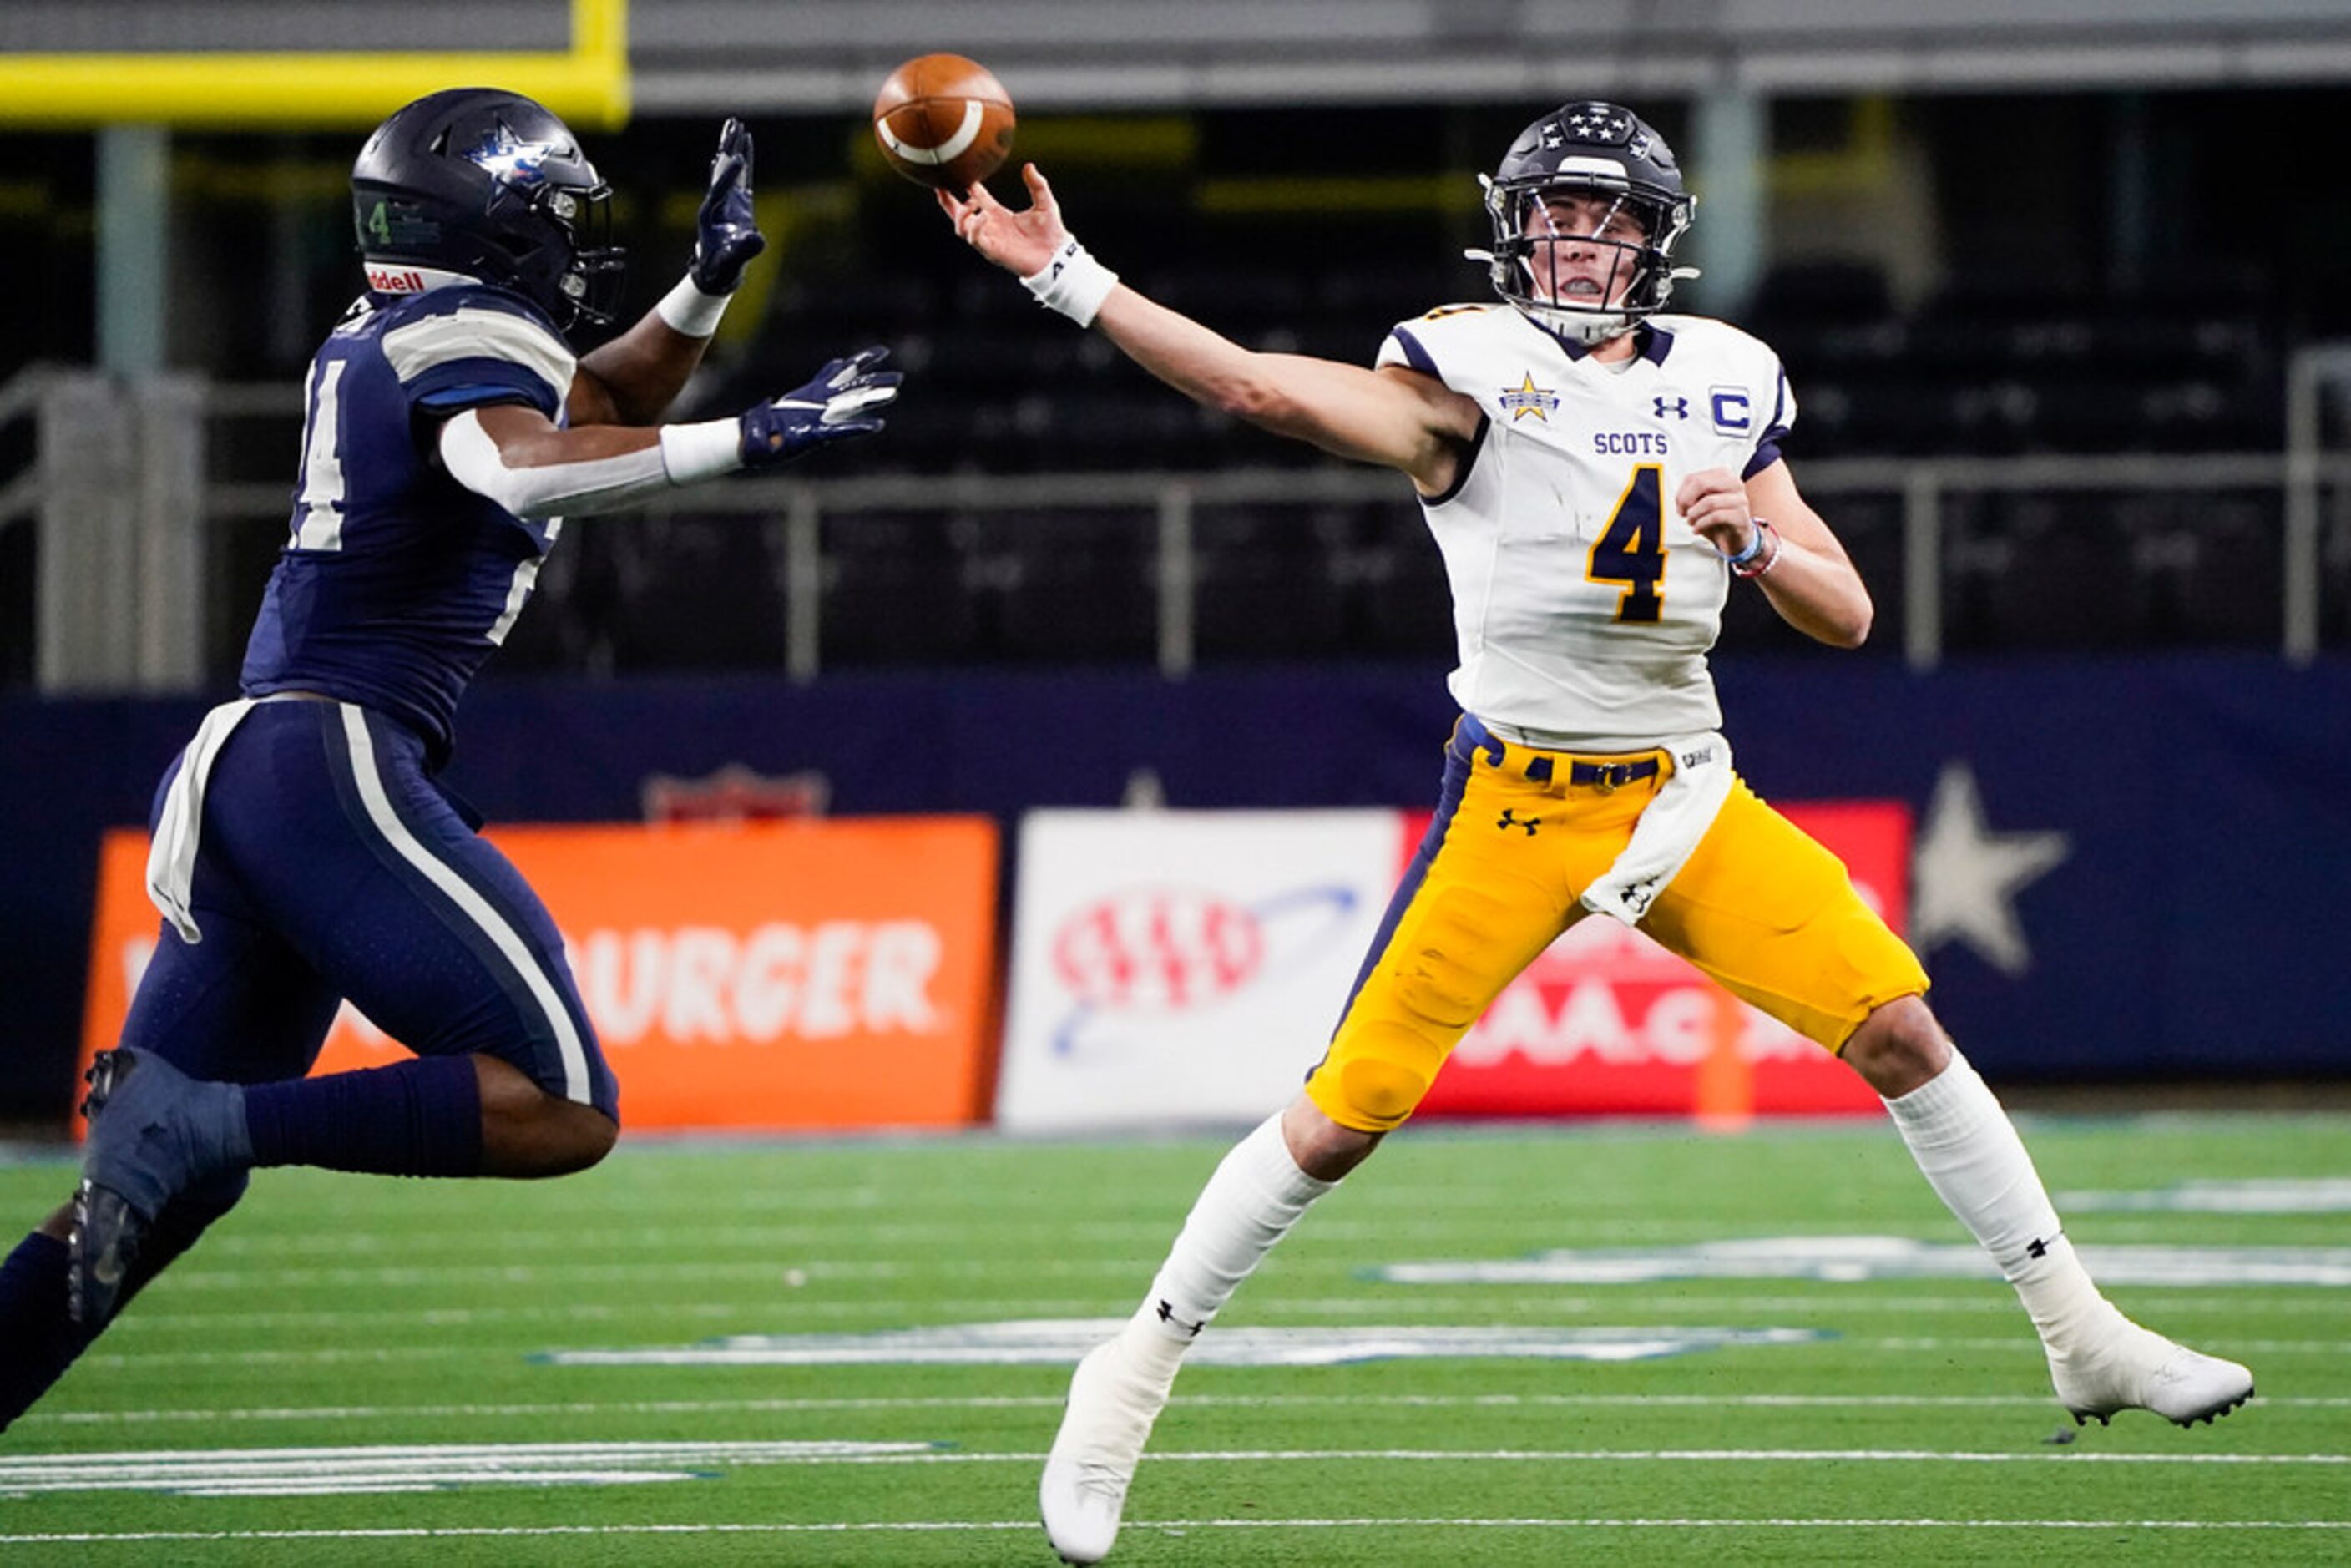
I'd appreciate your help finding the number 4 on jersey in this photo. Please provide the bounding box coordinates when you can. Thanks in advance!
[1589,463,1664,623]
[291,357,348,551]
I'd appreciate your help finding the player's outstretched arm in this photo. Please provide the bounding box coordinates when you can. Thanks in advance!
[1679,459,1873,647]
[437,349,902,519]
[571,118,771,428]
[940,164,1479,496]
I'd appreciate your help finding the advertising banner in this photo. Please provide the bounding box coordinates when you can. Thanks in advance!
[995,810,1396,1131]
[82,817,999,1132]
[995,802,1911,1130]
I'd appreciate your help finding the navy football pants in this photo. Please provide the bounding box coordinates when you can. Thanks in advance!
[124,699,619,1119]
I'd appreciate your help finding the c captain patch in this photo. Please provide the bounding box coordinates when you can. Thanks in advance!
[1500,372,1560,422]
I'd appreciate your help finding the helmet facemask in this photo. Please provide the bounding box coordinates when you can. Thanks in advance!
[1468,103,1698,347]
[518,179,626,329]
[1478,171,1691,346]
[460,124,626,330]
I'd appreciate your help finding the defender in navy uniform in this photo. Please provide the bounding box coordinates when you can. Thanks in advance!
[0,88,902,1426]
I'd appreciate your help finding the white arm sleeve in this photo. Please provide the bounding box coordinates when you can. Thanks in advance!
[437,410,742,520]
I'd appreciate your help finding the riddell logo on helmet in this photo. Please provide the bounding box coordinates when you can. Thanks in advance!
[367,265,427,294]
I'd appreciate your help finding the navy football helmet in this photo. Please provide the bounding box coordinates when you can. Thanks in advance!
[1474,102,1696,345]
[351,87,626,329]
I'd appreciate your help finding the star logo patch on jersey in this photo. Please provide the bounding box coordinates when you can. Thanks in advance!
[1500,372,1560,422]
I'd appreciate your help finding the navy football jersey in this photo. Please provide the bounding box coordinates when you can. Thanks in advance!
[240,284,579,767]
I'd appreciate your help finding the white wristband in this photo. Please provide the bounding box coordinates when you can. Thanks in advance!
[655,274,732,338]
[1020,237,1119,327]
[658,419,744,486]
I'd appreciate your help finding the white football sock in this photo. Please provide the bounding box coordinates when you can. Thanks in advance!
[1883,1051,2119,1353]
[1125,1113,1335,1369]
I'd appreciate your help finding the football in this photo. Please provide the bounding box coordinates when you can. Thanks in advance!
[871,53,1017,191]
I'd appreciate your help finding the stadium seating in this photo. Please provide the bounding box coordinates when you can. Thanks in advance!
[180,245,2301,676]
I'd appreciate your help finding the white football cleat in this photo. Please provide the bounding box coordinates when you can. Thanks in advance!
[2050,1319,2254,1427]
[1039,1333,1177,1565]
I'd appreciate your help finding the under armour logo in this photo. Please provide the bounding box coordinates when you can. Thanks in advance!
[2027,1233,2060,1260]
[1156,1299,1206,1338]
[1654,395,1690,420]
[1497,809,1541,836]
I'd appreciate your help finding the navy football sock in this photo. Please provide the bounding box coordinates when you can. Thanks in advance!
[244,1055,485,1176]
[0,1232,88,1432]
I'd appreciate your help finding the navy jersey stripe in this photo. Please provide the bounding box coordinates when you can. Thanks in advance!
[1321,720,1477,1050]
[1742,366,1792,477]
[413,383,545,414]
[405,358,562,418]
[1423,412,1490,508]
[1388,325,1439,378]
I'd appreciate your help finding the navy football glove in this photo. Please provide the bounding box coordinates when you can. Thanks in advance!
[690,117,766,295]
[739,348,902,468]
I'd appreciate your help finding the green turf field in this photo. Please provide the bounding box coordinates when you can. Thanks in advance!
[3,1114,2347,1564]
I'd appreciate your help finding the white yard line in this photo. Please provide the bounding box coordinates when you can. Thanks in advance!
[5,1442,2347,1495]
[75,1333,2344,1370]
[169,1216,2313,1255]
[20,1391,2347,1429]
[104,1291,2351,1332]
[3,1516,2349,1547]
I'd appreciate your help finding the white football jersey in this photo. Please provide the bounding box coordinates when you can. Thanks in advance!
[1376,304,1794,748]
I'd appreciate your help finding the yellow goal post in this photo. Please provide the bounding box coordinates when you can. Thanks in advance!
[0,0,629,129]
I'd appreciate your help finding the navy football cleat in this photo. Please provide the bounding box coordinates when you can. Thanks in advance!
[71,1050,245,1327]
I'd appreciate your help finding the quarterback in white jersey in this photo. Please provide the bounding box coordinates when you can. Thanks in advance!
[943,99,2252,1566]
[1375,300,1792,745]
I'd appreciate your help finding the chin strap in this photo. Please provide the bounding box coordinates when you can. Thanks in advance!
[1523,303,1639,346]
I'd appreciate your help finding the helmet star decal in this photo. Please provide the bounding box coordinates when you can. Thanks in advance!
[1499,372,1560,422]
[464,121,562,187]
[1563,104,1632,143]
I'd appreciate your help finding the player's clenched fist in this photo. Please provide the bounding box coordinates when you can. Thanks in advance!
[737,347,902,468]
[1676,468,1757,556]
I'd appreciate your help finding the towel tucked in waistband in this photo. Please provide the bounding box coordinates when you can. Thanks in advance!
[144,696,261,944]
[1575,730,1735,927]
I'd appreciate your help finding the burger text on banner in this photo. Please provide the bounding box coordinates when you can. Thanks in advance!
[81,818,1000,1132]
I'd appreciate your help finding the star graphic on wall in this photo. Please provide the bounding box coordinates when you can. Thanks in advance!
[1910,761,2071,977]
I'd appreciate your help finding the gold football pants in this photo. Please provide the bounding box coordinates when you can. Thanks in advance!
[1305,716,1931,1132]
